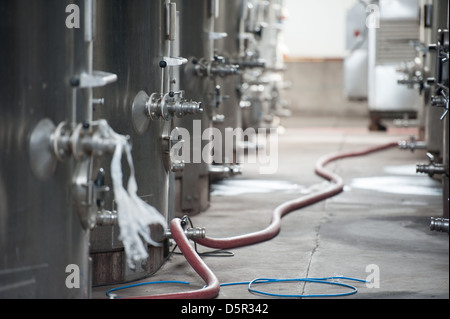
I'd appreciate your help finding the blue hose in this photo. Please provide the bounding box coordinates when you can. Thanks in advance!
[246,276,368,298]
[106,276,367,299]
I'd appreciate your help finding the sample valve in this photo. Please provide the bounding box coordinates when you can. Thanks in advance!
[209,164,243,180]
[398,136,427,152]
[131,59,203,135]
[416,153,446,177]
[30,119,127,180]
[29,119,130,229]
[191,55,240,78]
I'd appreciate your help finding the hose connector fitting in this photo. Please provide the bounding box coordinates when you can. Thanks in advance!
[165,227,206,240]
[430,218,449,234]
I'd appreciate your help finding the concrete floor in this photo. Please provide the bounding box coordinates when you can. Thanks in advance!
[93,62,449,300]
[93,116,448,300]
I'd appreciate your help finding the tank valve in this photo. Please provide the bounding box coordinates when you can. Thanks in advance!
[29,119,131,229]
[430,218,449,234]
[237,60,266,70]
[212,114,226,124]
[29,119,129,181]
[192,56,239,78]
[209,164,243,180]
[147,91,203,121]
[431,92,449,120]
[398,136,427,152]
[96,210,118,227]
[131,90,203,135]
[162,125,186,173]
[416,153,446,177]
[431,95,447,108]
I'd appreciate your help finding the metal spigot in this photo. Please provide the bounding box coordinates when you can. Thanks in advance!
[430,218,449,234]
[192,56,239,78]
[147,91,203,121]
[132,90,203,134]
[96,210,118,227]
[29,119,129,181]
[210,57,240,77]
[431,91,448,120]
[209,164,243,180]
[53,120,127,162]
[398,136,427,152]
[416,153,446,177]
[165,91,204,119]
[162,126,186,173]
[92,168,118,227]
[238,60,266,69]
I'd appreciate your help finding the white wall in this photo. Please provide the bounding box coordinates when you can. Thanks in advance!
[282,0,357,59]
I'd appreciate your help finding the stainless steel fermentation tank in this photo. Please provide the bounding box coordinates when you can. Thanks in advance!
[239,0,289,132]
[90,0,184,286]
[0,0,94,298]
[425,0,448,157]
[430,0,449,219]
[412,0,449,221]
[240,0,266,131]
[212,0,245,170]
[408,0,447,156]
[172,0,218,216]
[396,0,445,154]
[367,0,422,122]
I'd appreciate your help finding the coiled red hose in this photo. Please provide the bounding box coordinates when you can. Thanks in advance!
[123,218,220,299]
[195,142,399,250]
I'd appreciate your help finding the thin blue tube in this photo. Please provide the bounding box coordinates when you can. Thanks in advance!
[247,277,368,298]
[220,276,368,298]
[105,276,368,298]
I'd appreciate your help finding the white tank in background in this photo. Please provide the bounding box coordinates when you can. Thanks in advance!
[367,0,421,121]
[344,0,369,100]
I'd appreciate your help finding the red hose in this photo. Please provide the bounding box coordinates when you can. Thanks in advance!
[123,218,220,299]
[121,141,398,299]
[196,142,399,250]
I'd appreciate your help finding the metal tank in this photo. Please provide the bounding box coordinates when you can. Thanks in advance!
[172,0,218,216]
[0,0,98,298]
[430,0,449,219]
[425,0,448,158]
[367,0,422,127]
[258,0,290,123]
[240,0,270,132]
[240,0,289,132]
[89,0,202,285]
[344,1,369,100]
[210,0,246,179]
[416,0,449,221]
[444,98,449,219]
[397,0,445,156]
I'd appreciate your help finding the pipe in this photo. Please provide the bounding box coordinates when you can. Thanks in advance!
[196,142,399,250]
[121,218,220,299]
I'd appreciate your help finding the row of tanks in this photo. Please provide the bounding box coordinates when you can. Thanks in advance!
[394,0,449,224]
[344,0,448,224]
[0,0,289,298]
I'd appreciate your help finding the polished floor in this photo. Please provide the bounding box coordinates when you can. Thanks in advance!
[93,62,449,300]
